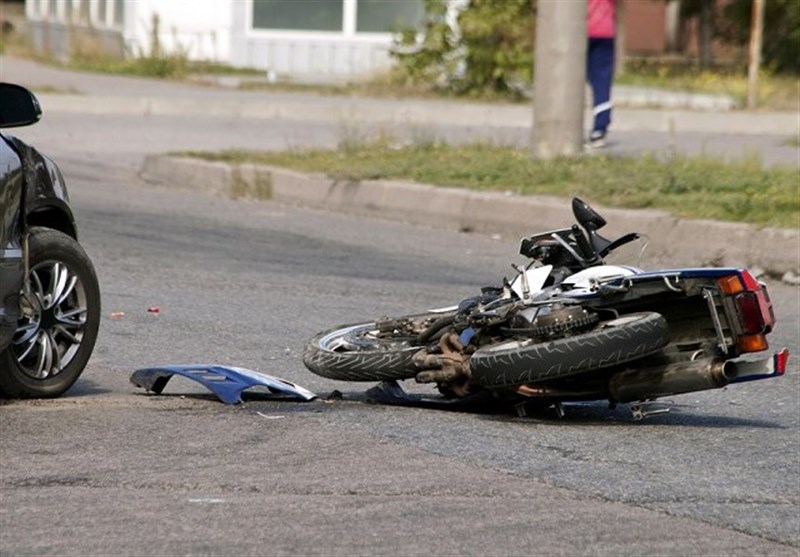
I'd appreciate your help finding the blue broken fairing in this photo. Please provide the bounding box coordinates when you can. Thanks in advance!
[130,364,317,404]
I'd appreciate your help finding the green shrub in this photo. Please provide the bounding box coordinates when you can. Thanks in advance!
[391,0,534,98]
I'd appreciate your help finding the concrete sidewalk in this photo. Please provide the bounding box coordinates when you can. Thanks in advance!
[2,55,798,136]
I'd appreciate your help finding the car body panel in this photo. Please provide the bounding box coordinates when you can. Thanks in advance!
[0,133,76,353]
[0,136,25,348]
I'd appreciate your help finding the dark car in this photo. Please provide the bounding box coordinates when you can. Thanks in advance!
[0,83,100,397]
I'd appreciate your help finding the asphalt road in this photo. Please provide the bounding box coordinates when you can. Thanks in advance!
[1,109,798,555]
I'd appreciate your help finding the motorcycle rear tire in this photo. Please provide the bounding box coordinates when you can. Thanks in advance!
[470,312,669,387]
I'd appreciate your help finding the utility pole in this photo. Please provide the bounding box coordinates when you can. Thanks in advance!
[747,0,765,109]
[532,0,587,159]
[665,0,681,53]
[615,0,626,76]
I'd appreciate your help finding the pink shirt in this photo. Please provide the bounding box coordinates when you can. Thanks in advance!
[587,0,616,38]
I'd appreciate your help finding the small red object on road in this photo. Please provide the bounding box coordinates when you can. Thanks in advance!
[147,306,160,314]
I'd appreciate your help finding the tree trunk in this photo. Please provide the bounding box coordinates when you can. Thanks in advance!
[665,0,681,53]
[699,0,713,67]
[747,0,765,109]
[615,0,626,76]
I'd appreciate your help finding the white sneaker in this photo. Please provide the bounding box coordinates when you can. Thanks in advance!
[588,130,607,148]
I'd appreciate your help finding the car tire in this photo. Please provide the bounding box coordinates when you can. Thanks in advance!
[0,227,100,398]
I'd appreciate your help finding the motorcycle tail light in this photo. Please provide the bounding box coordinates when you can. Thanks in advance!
[718,275,744,295]
[719,271,776,336]
[737,333,768,353]
[717,271,776,355]
[735,291,766,334]
[718,270,761,295]
[738,270,762,291]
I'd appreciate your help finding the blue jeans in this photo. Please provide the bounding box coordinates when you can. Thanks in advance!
[587,38,615,134]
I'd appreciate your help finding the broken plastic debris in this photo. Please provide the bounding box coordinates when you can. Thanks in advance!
[130,364,317,404]
[147,306,160,314]
[110,311,125,318]
[256,412,286,420]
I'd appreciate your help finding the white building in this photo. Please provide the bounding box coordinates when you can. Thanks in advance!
[25,0,425,82]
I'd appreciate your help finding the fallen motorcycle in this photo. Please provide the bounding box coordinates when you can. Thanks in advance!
[303,198,787,416]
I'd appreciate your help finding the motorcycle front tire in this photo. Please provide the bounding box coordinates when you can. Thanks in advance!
[303,314,446,382]
[470,312,669,388]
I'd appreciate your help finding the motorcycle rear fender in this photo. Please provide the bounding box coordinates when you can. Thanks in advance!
[726,347,789,383]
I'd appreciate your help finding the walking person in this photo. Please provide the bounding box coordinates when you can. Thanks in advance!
[586,0,617,148]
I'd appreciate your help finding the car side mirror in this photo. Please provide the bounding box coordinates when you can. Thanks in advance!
[0,83,42,128]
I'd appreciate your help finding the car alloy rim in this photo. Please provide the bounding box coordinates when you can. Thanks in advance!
[11,260,89,379]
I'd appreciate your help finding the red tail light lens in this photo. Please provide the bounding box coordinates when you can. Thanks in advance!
[735,292,766,334]
[719,271,776,354]
[738,269,762,291]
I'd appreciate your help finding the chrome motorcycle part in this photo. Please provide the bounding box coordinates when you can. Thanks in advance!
[608,347,786,404]
[609,357,734,403]
[703,288,729,353]
[630,402,672,420]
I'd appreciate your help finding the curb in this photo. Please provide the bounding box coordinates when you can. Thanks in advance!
[140,155,800,278]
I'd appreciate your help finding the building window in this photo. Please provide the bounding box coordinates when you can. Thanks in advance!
[113,0,124,26]
[356,0,423,33]
[39,0,55,17]
[67,0,90,24]
[252,0,344,32]
[95,0,108,26]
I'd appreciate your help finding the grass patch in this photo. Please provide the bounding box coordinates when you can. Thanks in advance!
[181,141,799,229]
[72,53,189,78]
[617,59,800,111]
[67,56,268,80]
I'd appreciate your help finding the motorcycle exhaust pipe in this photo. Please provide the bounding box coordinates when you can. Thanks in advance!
[609,358,737,403]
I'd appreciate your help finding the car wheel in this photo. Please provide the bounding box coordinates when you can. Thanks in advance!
[0,228,101,398]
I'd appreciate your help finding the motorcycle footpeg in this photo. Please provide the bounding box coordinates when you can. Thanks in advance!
[630,402,672,421]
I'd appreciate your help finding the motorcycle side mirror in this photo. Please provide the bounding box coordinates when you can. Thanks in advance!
[572,198,606,232]
[0,83,42,128]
